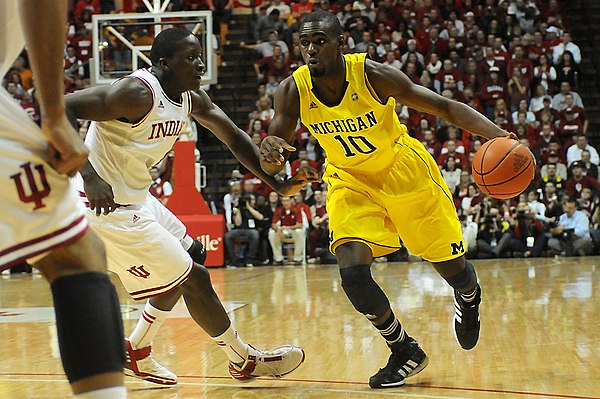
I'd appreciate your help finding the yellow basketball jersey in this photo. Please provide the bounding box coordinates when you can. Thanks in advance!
[293,53,408,172]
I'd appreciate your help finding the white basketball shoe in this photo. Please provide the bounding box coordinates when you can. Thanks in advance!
[228,344,305,380]
[124,339,177,385]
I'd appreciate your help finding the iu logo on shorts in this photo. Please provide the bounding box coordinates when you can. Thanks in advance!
[127,265,151,278]
[10,162,51,210]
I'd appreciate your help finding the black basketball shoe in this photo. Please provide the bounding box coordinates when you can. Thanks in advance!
[453,284,481,350]
[368,336,429,389]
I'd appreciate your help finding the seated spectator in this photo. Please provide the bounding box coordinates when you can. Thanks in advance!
[552,81,583,111]
[149,166,173,203]
[267,0,291,20]
[512,99,536,126]
[548,198,593,256]
[441,156,462,194]
[475,205,512,259]
[255,9,286,42]
[532,123,557,157]
[294,192,311,228]
[527,190,552,224]
[507,66,530,112]
[552,32,581,65]
[566,134,599,167]
[577,188,596,220]
[541,151,568,181]
[241,30,289,60]
[529,84,553,113]
[566,161,600,199]
[253,45,290,84]
[509,202,547,258]
[558,93,588,133]
[290,149,318,175]
[540,181,559,206]
[459,214,478,257]
[224,194,263,266]
[556,108,583,147]
[461,183,483,213]
[438,139,468,169]
[534,97,559,125]
[223,181,242,231]
[258,191,281,263]
[268,196,306,265]
[480,66,506,118]
[540,140,566,165]
[308,190,329,262]
[383,50,402,69]
[425,52,443,79]
[540,161,568,193]
[533,53,557,94]
[400,38,425,66]
[579,150,599,180]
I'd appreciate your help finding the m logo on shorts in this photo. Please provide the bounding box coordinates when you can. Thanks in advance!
[127,265,150,278]
[10,162,51,210]
[451,241,465,255]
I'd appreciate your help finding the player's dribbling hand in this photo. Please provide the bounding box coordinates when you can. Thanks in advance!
[42,114,89,177]
[260,136,296,165]
[276,167,322,196]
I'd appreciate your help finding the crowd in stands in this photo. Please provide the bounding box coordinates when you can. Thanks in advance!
[3,0,598,267]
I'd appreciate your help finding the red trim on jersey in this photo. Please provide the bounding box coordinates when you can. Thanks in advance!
[0,216,89,270]
[129,76,156,128]
[129,260,193,300]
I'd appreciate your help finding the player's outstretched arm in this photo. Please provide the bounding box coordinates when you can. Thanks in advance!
[366,60,510,141]
[190,90,317,195]
[260,76,301,176]
[65,78,153,125]
[19,0,87,176]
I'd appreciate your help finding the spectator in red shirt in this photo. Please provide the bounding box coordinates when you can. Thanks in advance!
[558,93,588,133]
[480,66,506,118]
[438,139,468,169]
[268,196,306,265]
[290,149,318,175]
[507,66,530,112]
[528,30,551,62]
[566,161,600,199]
[434,59,463,93]
[507,45,534,81]
[556,108,583,147]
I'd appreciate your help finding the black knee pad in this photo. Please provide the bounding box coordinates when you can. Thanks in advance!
[443,260,477,292]
[339,264,390,319]
[51,272,125,383]
[188,239,207,265]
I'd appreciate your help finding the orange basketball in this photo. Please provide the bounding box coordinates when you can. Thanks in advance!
[471,137,536,199]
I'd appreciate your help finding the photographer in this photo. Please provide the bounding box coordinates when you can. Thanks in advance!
[548,198,593,256]
[475,204,512,259]
[224,194,264,267]
[508,203,547,258]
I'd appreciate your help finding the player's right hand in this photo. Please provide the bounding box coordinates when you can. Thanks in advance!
[42,114,89,177]
[260,136,296,165]
[83,174,117,216]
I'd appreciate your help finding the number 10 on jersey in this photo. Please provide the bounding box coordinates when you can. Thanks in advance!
[333,134,377,157]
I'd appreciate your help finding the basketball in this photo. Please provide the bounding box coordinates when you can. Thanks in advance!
[471,137,535,199]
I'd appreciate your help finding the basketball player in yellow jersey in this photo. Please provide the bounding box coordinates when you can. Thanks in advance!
[260,11,514,389]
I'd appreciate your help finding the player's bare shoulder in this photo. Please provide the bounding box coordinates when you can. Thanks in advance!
[365,58,409,100]
[274,76,300,115]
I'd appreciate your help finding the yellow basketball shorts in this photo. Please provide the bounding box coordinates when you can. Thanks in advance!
[323,134,465,263]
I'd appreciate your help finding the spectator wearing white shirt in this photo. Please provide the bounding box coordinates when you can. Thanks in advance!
[552,32,581,64]
[527,190,551,223]
[567,134,600,166]
[552,81,584,111]
[266,0,291,20]
[383,50,402,70]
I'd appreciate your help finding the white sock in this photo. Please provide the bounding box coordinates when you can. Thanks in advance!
[211,324,248,364]
[74,386,126,399]
[128,301,170,349]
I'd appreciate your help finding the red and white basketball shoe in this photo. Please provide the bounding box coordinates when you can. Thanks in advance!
[228,345,305,380]
[124,339,177,385]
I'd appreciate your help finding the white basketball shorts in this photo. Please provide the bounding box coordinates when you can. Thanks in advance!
[0,89,88,270]
[78,187,194,301]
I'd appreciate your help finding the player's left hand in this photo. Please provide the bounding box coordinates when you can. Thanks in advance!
[275,167,321,196]
[260,136,296,165]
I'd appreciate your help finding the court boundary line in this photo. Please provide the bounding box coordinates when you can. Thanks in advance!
[0,373,598,399]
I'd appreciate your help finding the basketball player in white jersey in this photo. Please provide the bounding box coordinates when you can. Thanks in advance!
[66,28,317,385]
[0,1,126,398]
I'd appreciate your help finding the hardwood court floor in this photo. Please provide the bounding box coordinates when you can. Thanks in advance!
[0,257,599,399]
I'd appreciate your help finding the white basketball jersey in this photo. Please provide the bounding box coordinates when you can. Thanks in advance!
[0,1,25,78]
[84,68,193,204]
